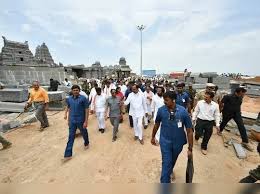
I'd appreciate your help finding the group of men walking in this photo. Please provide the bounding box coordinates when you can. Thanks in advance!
[0,78,257,183]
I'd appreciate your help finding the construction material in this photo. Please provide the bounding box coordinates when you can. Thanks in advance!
[232,142,247,159]
[0,102,26,112]
[48,91,66,102]
[0,88,28,102]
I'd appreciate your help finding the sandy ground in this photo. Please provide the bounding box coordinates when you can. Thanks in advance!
[0,97,259,183]
[242,95,260,113]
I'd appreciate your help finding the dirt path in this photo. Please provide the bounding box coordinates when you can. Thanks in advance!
[0,111,259,183]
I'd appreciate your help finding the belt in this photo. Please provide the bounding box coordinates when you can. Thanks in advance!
[197,118,214,122]
[33,101,45,104]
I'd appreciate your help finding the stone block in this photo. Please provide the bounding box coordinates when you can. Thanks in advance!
[246,89,260,96]
[232,142,247,159]
[192,83,206,89]
[194,77,208,84]
[215,84,230,90]
[18,85,31,90]
[48,100,66,111]
[212,77,230,84]
[23,114,37,124]
[247,84,260,90]
[251,125,260,132]
[48,91,66,102]
[0,89,28,102]
[200,72,218,78]
[0,122,10,132]
[58,86,71,94]
[0,102,26,113]
[9,120,21,129]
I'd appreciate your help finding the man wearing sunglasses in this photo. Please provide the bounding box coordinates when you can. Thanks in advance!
[151,91,193,183]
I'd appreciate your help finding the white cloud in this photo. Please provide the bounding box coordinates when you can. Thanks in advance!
[57,38,72,46]
[5,0,258,75]
[21,23,32,33]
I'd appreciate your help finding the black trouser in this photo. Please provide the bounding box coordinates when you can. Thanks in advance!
[220,112,248,143]
[127,104,133,128]
[195,119,214,150]
[239,175,257,183]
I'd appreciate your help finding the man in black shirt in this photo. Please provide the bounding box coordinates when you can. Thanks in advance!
[49,78,60,91]
[218,87,253,151]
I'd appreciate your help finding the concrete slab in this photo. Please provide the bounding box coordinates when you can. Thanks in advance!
[192,84,206,89]
[0,102,26,113]
[246,89,260,96]
[48,100,66,111]
[232,142,247,159]
[194,77,208,84]
[242,111,258,120]
[200,72,218,78]
[0,122,10,132]
[0,88,28,102]
[48,91,66,102]
[251,125,260,132]
[213,77,231,84]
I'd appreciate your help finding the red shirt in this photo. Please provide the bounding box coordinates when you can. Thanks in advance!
[116,92,124,101]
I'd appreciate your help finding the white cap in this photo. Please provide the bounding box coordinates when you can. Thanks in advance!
[206,83,216,87]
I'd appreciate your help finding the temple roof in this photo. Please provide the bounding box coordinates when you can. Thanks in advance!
[2,36,28,46]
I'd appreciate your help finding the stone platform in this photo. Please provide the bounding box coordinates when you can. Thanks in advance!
[0,88,28,102]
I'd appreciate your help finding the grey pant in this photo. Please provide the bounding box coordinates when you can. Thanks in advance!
[34,103,49,127]
[0,135,11,146]
[110,117,120,138]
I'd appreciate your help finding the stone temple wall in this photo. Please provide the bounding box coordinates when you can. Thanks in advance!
[0,65,67,85]
[0,37,35,65]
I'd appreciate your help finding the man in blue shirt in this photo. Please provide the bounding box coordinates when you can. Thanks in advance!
[151,91,193,183]
[63,85,90,160]
[175,83,191,114]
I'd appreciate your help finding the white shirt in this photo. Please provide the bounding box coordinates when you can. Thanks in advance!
[144,91,154,105]
[192,100,220,127]
[64,80,72,87]
[89,87,97,102]
[151,94,164,120]
[91,94,106,112]
[119,85,127,96]
[80,91,88,100]
[124,91,147,117]
[103,84,116,98]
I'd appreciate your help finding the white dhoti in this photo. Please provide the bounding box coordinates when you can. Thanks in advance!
[132,116,143,140]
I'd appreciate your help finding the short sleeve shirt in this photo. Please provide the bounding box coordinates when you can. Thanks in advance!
[66,95,89,123]
[107,96,121,117]
[176,91,190,108]
[221,94,242,114]
[155,105,193,145]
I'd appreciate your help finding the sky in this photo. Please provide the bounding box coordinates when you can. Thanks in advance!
[0,0,260,75]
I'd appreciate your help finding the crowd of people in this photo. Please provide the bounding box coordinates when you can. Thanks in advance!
[0,77,259,183]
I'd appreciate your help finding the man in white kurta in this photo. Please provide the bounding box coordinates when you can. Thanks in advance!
[144,86,154,128]
[90,87,107,133]
[124,85,148,145]
[151,87,165,142]
[103,80,116,99]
